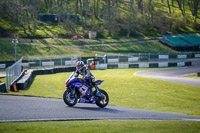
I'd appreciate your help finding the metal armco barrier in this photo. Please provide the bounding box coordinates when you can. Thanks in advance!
[95,61,192,69]
[0,83,7,92]
[28,54,81,68]
[16,67,76,90]
[6,57,23,91]
[106,53,200,64]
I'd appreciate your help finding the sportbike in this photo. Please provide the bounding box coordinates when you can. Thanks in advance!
[63,72,109,108]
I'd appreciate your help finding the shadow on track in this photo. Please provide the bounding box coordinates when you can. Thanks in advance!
[67,106,122,114]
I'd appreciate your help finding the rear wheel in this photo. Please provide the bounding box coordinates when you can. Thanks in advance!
[96,89,109,108]
[63,89,77,107]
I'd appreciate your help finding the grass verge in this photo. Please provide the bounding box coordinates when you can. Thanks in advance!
[0,120,199,133]
[2,68,200,116]
[183,73,200,79]
[0,38,178,62]
[89,42,177,53]
[32,36,157,46]
[0,39,104,62]
[0,77,6,84]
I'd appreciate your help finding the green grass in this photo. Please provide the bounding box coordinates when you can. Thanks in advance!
[0,39,104,62]
[0,69,5,72]
[0,18,19,31]
[0,120,199,133]
[3,68,200,116]
[0,77,6,84]
[17,22,71,38]
[0,38,178,62]
[33,38,82,46]
[32,36,154,46]
[183,73,200,79]
[89,42,177,53]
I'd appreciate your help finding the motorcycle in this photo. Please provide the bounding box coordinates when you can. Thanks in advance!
[63,72,109,108]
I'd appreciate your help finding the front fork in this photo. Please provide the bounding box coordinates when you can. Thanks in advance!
[67,86,76,97]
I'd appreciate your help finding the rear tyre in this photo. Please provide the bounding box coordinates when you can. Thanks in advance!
[96,89,109,108]
[63,89,77,107]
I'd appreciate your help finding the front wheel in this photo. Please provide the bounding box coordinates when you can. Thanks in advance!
[63,89,77,107]
[96,89,109,108]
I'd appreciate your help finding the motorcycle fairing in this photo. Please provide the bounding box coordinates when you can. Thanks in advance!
[78,97,98,103]
[95,80,104,85]
[69,81,97,104]
[65,72,100,104]
[77,88,98,103]
[71,82,84,89]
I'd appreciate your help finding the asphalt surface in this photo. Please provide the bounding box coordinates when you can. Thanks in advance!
[0,95,200,122]
[134,65,200,87]
[1,64,200,122]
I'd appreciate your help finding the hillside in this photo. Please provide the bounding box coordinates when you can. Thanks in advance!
[0,0,199,62]
[0,39,177,62]
[0,39,103,62]
[0,0,199,39]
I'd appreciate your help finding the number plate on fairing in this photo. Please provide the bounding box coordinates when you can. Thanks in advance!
[79,85,88,97]
[81,85,88,91]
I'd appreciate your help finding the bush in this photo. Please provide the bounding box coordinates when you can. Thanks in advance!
[0,19,19,37]
[33,30,48,38]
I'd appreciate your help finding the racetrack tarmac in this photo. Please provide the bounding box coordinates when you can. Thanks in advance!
[1,65,200,122]
[0,95,200,122]
[134,65,200,87]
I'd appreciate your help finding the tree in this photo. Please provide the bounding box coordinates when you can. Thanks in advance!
[124,0,136,37]
[83,0,89,24]
[107,0,111,36]
[137,0,143,14]
[29,0,40,30]
[75,0,79,23]
[56,0,63,24]
[149,0,155,29]
[79,0,84,27]
[190,0,200,20]
[167,0,171,14]
[177,0,185,16]
[0,0,200,38]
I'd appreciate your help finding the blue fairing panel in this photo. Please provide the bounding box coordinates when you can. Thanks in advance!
[68,78,78,85]
[96,80,104,85]
[71,82,84,89]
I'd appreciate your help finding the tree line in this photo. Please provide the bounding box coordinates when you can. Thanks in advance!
[0,0,199,38]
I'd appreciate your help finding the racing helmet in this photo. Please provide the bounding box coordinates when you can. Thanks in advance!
[76,61,84,70]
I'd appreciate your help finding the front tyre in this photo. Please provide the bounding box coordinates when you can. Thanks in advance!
[96,89,109,108]
[63,89,77,107]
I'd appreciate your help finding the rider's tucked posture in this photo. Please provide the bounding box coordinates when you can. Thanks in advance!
[75,61,100,97]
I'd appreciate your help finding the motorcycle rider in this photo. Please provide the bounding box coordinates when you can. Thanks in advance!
[75,61,101,97]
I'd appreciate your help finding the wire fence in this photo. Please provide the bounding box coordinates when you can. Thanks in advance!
[6,57,23,91]
[5,53,199,69]
[28,54,82,68]
[105,52,199,64]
